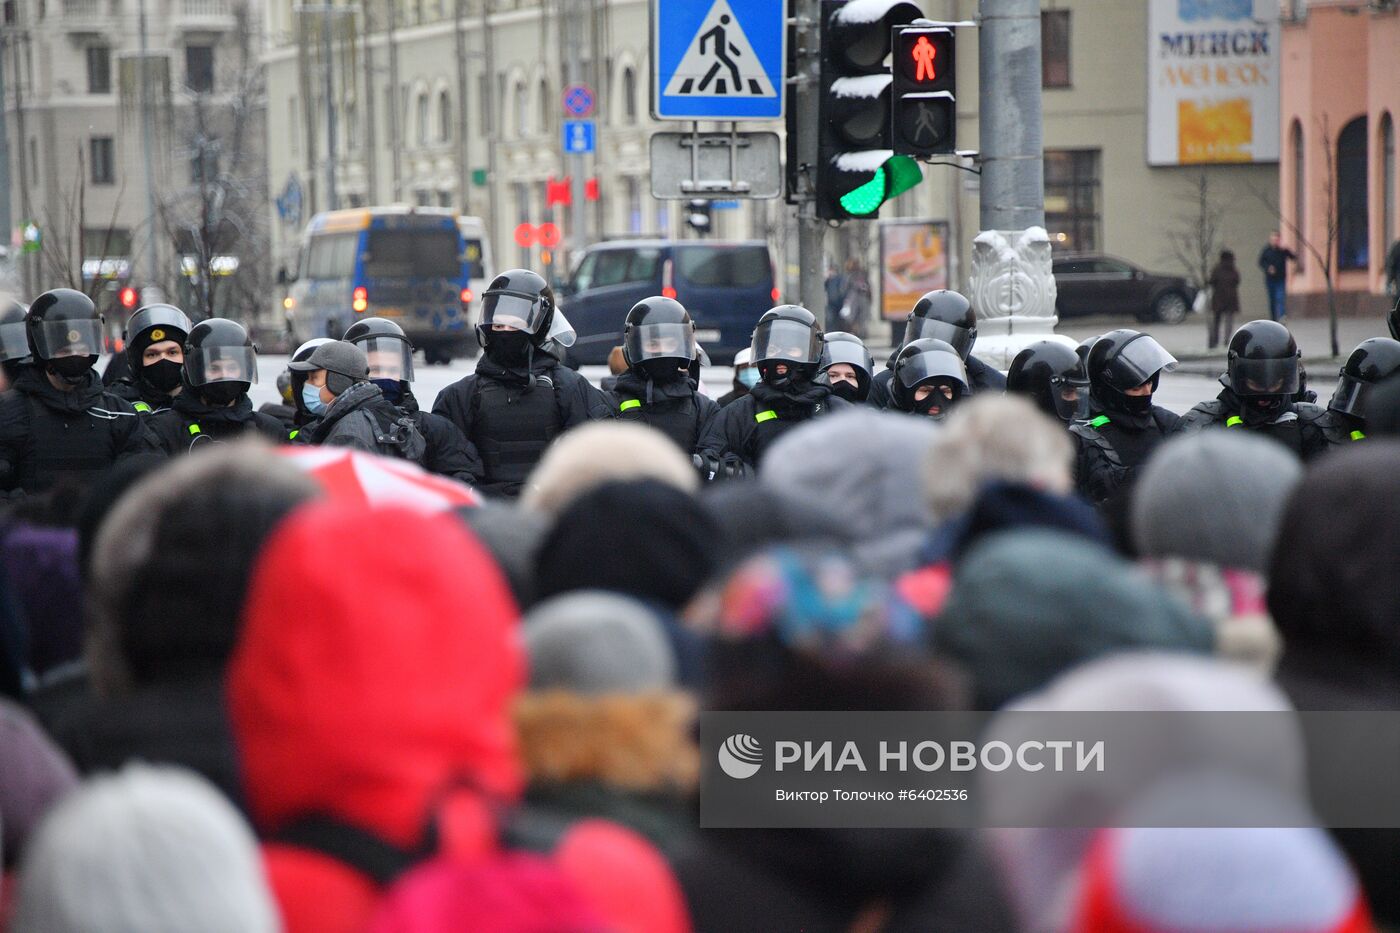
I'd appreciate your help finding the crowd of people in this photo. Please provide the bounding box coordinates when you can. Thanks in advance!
[0,271,1396,931]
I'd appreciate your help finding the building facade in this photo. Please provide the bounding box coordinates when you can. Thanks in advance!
[1278,0,1399,317]
[2,0,270,321]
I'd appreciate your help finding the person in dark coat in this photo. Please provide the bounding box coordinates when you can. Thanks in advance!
[1207,249,1241,349]
[869,289,1006,408]
[1257,231,1296,322]
[0,289,159,496]
[344,317,483,484]
[432,270,613,498]
[608,297,720,454]
[107,304,193,414]
[145,319,286,456]
[290,340,428,463]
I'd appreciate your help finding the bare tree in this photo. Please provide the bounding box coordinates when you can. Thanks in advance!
[1166,172,1227,295]
[40,145,131,300]
[1252,114,1340,357]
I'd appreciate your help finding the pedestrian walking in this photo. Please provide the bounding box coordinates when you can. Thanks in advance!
[1257,231,1297,322]
[1207,249,1241,349]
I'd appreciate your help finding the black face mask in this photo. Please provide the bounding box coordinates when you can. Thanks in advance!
[47,355,96,384]
[142,358,184,393]
[1119,391,1154,415]
[373,378,404,405]
[1241,394,1289,425]
[913,389,953,419]
[829,380,862,403]
[199,382,248,406]
[640,358,687,383]
[488,331,532,367]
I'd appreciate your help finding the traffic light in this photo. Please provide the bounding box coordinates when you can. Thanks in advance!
[816,0,925,221]
[686,199,712,237]
[119,286,139,310]
[892,25,956,156]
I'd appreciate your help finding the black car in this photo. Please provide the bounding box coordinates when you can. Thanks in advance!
[1052,254,1197,324]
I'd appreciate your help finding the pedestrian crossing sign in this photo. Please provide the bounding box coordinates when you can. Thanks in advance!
[652,0,784,121]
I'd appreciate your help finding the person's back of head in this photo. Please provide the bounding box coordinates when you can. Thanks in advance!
[10,763,278,933]
[521,421,698,519]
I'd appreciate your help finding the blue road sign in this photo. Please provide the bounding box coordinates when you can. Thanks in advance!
[711,200,741,210]
[563,120,596,154]
[563,84,595,118]
[652,0,784,121]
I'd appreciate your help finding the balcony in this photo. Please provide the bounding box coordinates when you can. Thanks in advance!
[177,0,234,30]
[60,0,109,32]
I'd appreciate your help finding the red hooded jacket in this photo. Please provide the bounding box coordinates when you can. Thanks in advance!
[228,502,689,933]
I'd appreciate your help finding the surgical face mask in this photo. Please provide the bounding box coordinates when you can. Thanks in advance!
[301,383,327,415]
[373,377,404,405]
[143,358,184,393]
[737,367,759,389]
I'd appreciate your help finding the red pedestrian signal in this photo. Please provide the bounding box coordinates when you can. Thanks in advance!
[513,223,537,248]
[537,223,561,248]
[891,24,958,158]
[119,286,139,309]
[894,26,954,91]
[911,35,937,82]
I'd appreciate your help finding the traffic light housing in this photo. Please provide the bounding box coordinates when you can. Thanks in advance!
[816,0,925,220]
[892,25,956,156]
[686,199,712,237]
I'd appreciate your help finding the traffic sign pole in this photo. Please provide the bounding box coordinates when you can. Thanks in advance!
[565,15,589,258]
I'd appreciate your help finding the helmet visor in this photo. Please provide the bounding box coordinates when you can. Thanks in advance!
[358,335,415,382]
[0,321,29,361]
[1232,356,1299,396]
[1051,378,1092,421]
[545,308,576,349]
[820,339,873,378]
[906,317,972,359]
[627,322,696,363]
[481,291,548,335]
[752,318,820,365]
[1329,374,1369,418]
[896,349,968,391]
[186,345,258,386]
[33,319,104,359]
[1104,335,1179,390]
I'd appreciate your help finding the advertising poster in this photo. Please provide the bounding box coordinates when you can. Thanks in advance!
[879,220,949,321]
[1147,0,1280,166]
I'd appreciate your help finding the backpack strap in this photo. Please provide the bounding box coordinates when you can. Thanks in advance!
[272,815,432,888]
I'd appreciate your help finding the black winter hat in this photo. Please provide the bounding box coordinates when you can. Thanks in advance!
[533,479,721,612]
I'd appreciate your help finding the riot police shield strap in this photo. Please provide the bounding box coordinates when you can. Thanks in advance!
[32,319,104,359]
[1232,357,1300,396]
[752,319,820,365]
[187,345,259,386]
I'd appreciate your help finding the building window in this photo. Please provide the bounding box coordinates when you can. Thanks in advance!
[1336,116,1368,271]
[513,81,528,137]
[1291,120,1304,271]
[415,189,431,207]
[185,44,214,93]
[439,189,452,208]
[1043,148,1100,252]
[1041,10,1070,89]
[416,92,429,147]
[83,228,132,260]
[626,176,642,233]
[189,145,218,184]
[90,136,115,185]
[537,78,549,135]
[622,66,637,125]
[1382,112,1395,257]
[345,100,358,151]
[438,90,452,143]
[290,95,299,154]
[86,44,111,94]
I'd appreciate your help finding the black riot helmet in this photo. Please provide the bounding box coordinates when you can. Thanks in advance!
[751,304,823,386]
[476,269,556,350]
[818,331,874,403]
[1007,340,1090,423]
[622,296,696,382]
[184,318,258,405]
[344,316,415,383]
[890,338,969,419]
[124,303,193,373]
[1330,337,1400,422]
[1389,292,1399,341]
[0,297,30,363]
[1225,320,1300,398]
[289,337,333,416]
[906,290,976,360]
[1086,328,1177,413]
[26,288,104,363]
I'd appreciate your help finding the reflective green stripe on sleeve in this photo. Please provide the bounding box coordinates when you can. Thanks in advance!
[1089,415,1110,429]
[288,429,299,441]
[133,401,151,413]
[1225,415,1243,427]
[188,423,202,436]
[1351,429,1366,441]
[755,409,778,424]
[619,398,642,412]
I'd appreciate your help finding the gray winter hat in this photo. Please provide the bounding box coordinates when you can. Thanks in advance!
[288,339,369,395]
[1131,431,1303,574]
[523,590,677,694]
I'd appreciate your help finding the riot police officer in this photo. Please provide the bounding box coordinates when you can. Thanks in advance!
[609,297,720,452]
[0,288,158,494]
[432,269,612,498]
[0,298,30,391]
[283,337,333,440]
[146,318,285,455]
[870,289,1005,408]
[884,338,970,421]
[1319,337,1400,445]
[817,331,875,404]
[696,304,850,471]
[1176,320,1329,460]
[1069,328,1179,504]
[344,316,483,484]
[109,303,194,414]
[1006,340,1090,424]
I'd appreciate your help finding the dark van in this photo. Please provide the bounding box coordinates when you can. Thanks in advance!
[559,239,778,365]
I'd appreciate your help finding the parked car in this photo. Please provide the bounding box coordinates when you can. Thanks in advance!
[1052,254,1197,325]
[557,239,779,365]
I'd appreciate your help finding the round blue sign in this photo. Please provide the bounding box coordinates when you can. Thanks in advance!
[563,84,595,118]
